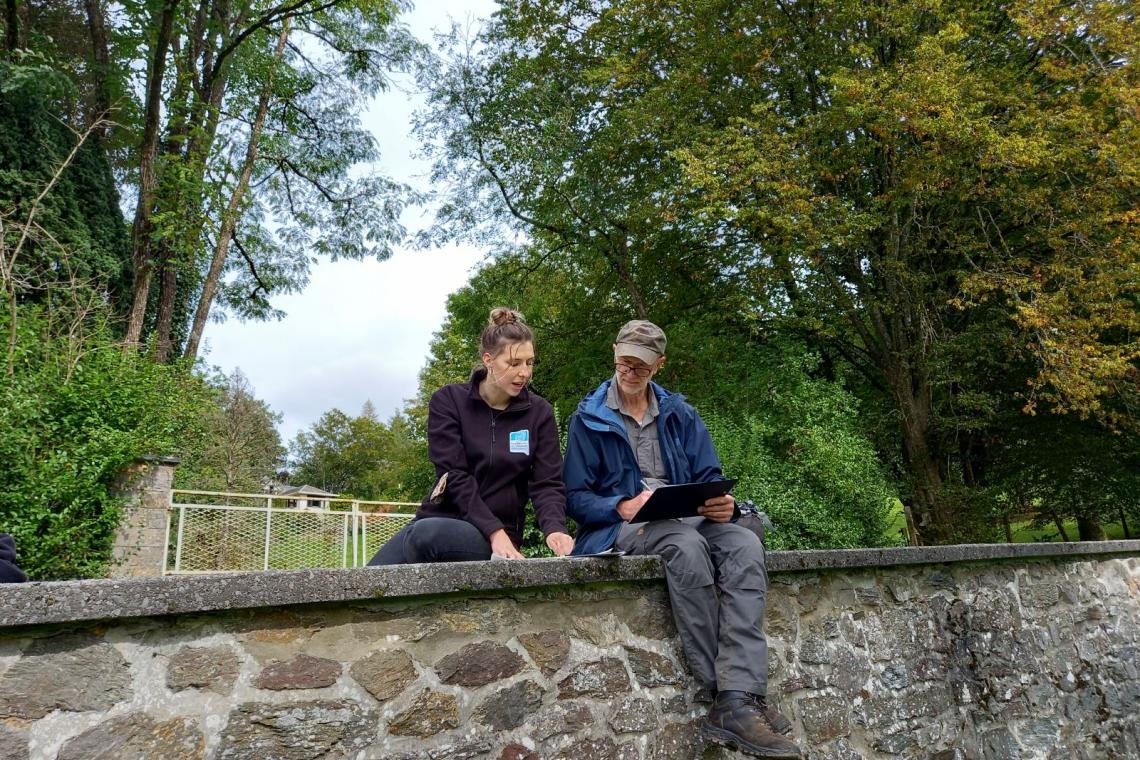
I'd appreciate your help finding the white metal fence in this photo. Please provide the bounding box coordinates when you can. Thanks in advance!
[166,490,417,574]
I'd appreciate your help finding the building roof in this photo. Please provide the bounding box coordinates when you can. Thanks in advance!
[278,485,338,498]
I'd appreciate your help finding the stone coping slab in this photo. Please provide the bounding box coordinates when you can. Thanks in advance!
[2,540,1139,628]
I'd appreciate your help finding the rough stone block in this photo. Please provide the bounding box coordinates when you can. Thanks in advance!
[517,630,570,676]
[799,693,851,743]
[1021,583,1060,608]
[926,570,957,591]
[626,646,684,687]
[981,727,1020,760]
[349,649,417,702]
[473,679,544,730]
[0,636,131,719]
[608,693,657,734]
[624,594,677,639]
[57,713,203,760]
[530,700,593,740]
[253,653,341,690]
[558,657,631,698]
[0,725,28,760]
[882,662,910,690]
[428,739,493,759]
[215,700,376,759]
[167,645,240,694]
[497,744,539,760]
[872,729,917,755]
[829,647,871,695]
[765,593,800,641]
[435,641,526,687]
[439,599,527,635]
[799,633,832,665]
[646,718,703,760]
[387,689,460,737]
[574,612,626,645]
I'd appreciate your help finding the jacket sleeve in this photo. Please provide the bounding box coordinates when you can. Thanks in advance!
[528,402,569,537]
[0,533,28,583]
[428,389,505,540]
[563,414,625,531]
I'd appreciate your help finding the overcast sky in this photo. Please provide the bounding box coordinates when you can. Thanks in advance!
[198,1,497,443]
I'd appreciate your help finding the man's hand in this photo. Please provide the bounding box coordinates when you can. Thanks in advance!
[545,532,575,556]
[617,490,653,521]
[489,529,525,559]
[698,494,735,523]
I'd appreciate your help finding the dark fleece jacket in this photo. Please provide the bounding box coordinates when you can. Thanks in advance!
[414,369,568,548]
[0,533,28,583]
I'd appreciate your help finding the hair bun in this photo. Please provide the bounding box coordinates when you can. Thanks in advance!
[488,307,524,327]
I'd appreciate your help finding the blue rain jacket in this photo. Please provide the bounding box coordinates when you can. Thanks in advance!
[563,378,725,555]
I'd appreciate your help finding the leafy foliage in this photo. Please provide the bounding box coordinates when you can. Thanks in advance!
[289,404,432,501]
[0,306,213,579]
[418,0,1139,544]
[0,55,132,310]
[175,370,285,492]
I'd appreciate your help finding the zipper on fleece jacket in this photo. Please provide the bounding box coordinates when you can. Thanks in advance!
[489,410,498,468]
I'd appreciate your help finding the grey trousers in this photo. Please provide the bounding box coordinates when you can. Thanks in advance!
[616,517,769,695]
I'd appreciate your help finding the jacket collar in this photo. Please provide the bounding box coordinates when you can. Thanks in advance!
[577,378,682,432]
[466,367,532,412]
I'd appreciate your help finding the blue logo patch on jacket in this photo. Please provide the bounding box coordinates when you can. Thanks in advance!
[509,429,530,455]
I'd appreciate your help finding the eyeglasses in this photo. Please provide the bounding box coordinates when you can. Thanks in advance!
[616,362,653,378]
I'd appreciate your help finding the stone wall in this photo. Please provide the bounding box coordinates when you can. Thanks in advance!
[0,544,1138,760]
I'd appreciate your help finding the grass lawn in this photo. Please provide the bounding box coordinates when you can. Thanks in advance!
[882,501,1131,544]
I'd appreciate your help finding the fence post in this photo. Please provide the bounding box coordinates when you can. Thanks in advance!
[263,505,273,571]
[110,456,180,578]
[351,501,360,567]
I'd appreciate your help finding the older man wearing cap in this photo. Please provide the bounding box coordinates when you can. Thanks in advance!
[563,320,801,758]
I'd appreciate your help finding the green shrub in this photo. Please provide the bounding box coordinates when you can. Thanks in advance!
[0,307,214,579]
[704,376,898,550]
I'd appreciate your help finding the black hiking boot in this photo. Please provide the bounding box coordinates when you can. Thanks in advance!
[695,689,792,735]
[755,695,793,736]
[703,690,802,758]
[694,686,717,704]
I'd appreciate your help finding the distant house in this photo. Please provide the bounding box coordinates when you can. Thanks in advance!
[277,485,338,511]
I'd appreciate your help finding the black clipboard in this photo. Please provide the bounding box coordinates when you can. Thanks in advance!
[629,479,738,523]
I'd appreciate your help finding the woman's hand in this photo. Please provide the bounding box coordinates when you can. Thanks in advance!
[489,529,525,559]
[545,532,575,556]
[617,490,653,521]
[698,494,735,523]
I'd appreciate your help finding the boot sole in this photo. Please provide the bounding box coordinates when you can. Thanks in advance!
[702,723,802,758]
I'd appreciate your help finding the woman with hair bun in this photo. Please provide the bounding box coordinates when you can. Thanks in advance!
[368,307,574,564]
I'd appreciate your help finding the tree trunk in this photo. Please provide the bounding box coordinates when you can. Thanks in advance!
[125,0,182,348]
[152,261,178,361]
[1120,506,1131,539]
[184,23,289,360]
[1050,510,1071,542]
[148,0,236,360]
[1077,515,1106,542]
[885,353,950,544]
[83,0,112,132]
[5,0,18,51]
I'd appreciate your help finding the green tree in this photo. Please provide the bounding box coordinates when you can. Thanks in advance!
[415,254,898,549]
[421,0,1139,544]
[3,0,423,359]
[176,369,285,492]
[289,403,427,501]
